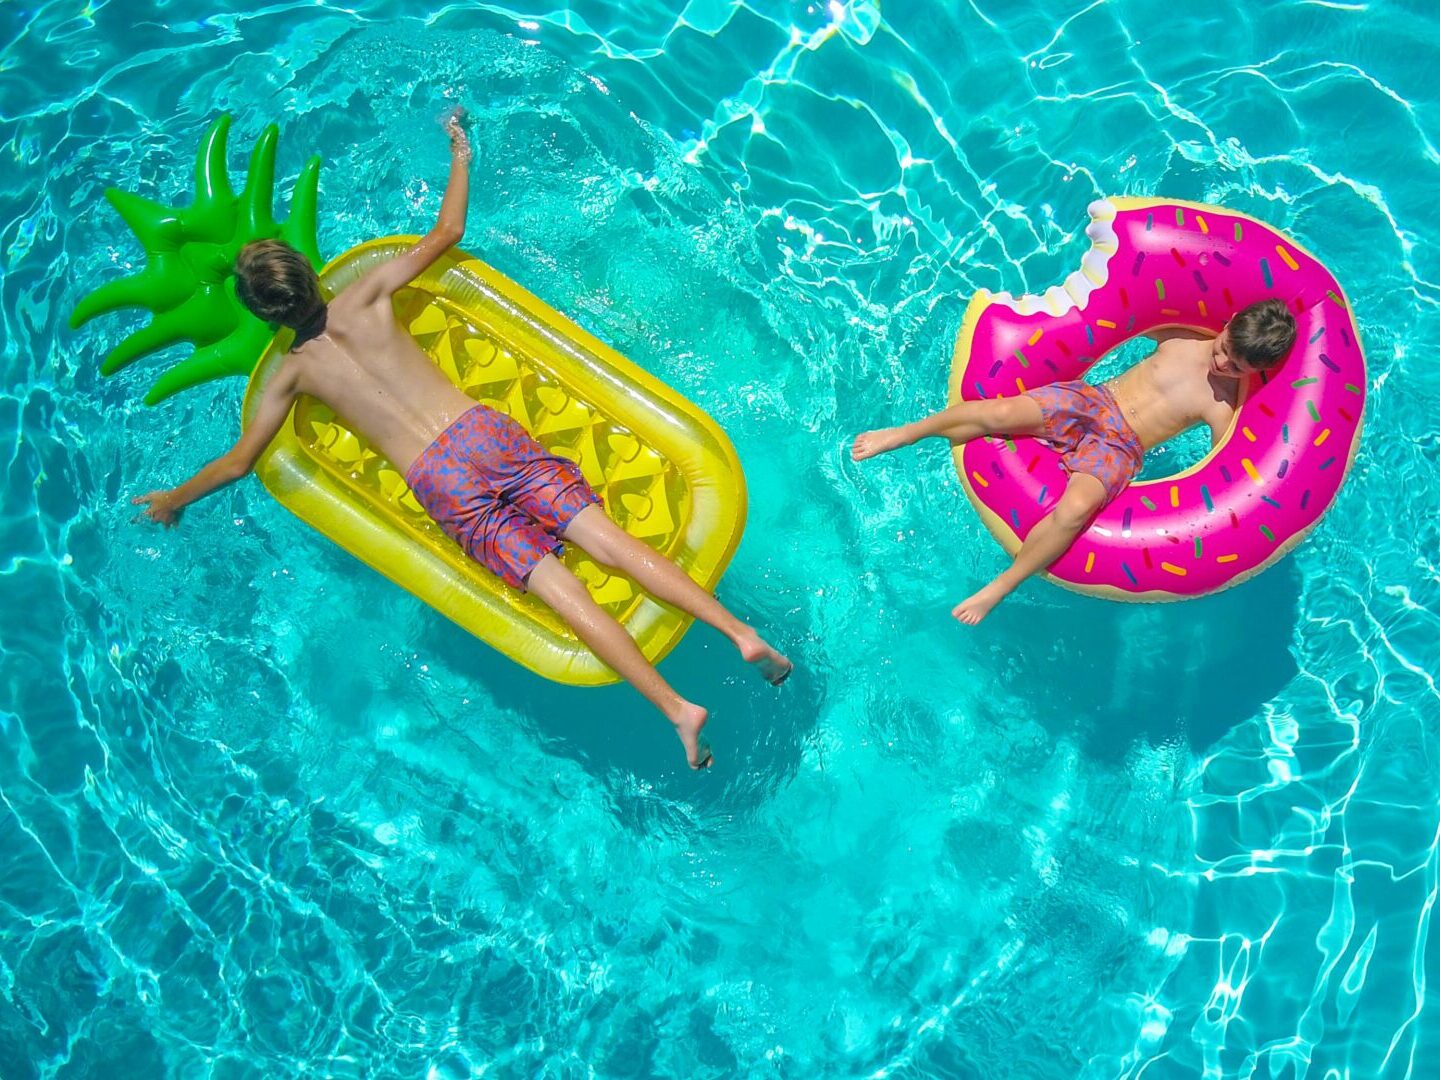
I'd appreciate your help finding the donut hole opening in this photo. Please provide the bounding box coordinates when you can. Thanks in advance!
[1083,336,1213,482]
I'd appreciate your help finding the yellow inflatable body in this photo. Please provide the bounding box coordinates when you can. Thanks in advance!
[242,239,747,686]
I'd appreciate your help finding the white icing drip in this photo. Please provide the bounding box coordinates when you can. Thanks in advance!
[989,199,1119,316]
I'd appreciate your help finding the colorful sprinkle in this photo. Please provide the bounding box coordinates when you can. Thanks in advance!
[1057,340,1072,357]
[1242,458,1262,484]
[1320,353,1341,373]
[1140,495,1157,511]
[1217,553,1239,564]
[1027,456,1040,473]
[1344,382,1362,395]
[1169,484,1180,507]
[1131,253,1145,276]
[1201,485,1214,512]
[1229,510,1240,528]
[1027,328,1043,346]
[992,461,1003,478]
[1010,508,1021,531]
[1260,524,1275,542]
[1005,438,1018,453]
[1198,300,1209,318]
[1044,358,1059,373]
[1127,314,1136,332]
[1085,324,1095,346]
[1192,270,1208,292]
[1141,548,1153,569]
[1301,489,1311,509]
[1234,222,1244,242]
[1277,459,1290,479]
[1171,247,1186,267]
[1175,207,1185,227]
[1307,401,1321,422]
[1223,286,1235,308]
[1120,287,1130,309]
[1328,289,1346,308]
[1013,349,1030,368]
[1242,426,1257,442]
[1197,215,1209,234]
[1122,562,1138,585]
[1146,213,1154,232]
[1037,485,1048,503]
[1214,252,1231,267]
[1194,536,1203,558]
[1084,551,1095,574]
[1015,376,1026,393]
[1097,318,1116,329]
[1282,424,1290,444]
[1122,508,1133,536]
[1257,402,1275,418]
[1155,278,1166,300]
[1276,245,1299,271]
[1161,562,1187,577]
[1219,464,1232,483]
[1260,258,1274,289]
[988,360,1003,377]
[1319,456,1336,470]
[1314,428,1331,447]
[1292,377,1318,388]
[1309,326,1326,343]
[971,470,989,488]
[1341,327,1353,347]
[1338,407,1354,423]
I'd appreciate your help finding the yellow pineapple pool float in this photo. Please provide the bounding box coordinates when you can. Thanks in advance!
[71,117,747,686]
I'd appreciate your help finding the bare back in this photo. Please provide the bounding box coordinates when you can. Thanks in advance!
[1105,333,1240,450]
[283,290,478,474]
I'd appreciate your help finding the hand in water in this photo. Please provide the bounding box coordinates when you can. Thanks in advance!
[442,106,471,164]
[132,490,183,527]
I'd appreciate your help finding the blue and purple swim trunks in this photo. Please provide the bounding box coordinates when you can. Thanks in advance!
[1025,381,1145,505]
[405,404,600,590]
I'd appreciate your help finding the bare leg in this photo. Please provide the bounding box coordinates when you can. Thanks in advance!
[852,396,1045,461]
[561,505,792,684]
[953,473,1107,626]
[526,554,713,768]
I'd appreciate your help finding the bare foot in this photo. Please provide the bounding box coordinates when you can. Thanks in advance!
[851,425,913,462]
[952,584,1007,626]
[737,632,794,685]
[670,702,713,769]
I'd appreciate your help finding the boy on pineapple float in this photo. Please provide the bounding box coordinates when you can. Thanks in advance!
[135,110,791,769]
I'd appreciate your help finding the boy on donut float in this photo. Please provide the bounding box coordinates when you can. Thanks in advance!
[852,299,1296,624]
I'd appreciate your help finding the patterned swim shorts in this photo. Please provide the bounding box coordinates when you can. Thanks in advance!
[405,404,601,590]
[1025,381,1145,505]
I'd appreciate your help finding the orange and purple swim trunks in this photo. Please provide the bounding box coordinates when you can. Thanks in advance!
[405,405,600,590]
[1025,381,1144,505]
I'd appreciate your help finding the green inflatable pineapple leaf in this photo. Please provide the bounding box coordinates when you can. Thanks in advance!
[70,114,323,404]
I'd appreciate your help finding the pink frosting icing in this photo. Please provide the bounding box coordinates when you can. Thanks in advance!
[951,197,1366,598]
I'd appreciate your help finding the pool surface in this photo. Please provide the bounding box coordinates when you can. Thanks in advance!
[3,1,1439,1076]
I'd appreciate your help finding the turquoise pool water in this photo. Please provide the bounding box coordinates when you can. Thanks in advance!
[4,0,1439,1075]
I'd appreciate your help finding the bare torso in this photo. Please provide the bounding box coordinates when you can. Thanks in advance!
[283,292,478,474]
[1104,333,1240,449]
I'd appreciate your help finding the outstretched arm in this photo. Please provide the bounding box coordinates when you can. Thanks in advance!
[343,108,473,307]
[133,364,302,526]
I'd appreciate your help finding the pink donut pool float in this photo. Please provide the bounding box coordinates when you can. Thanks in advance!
[950,196,1366,600]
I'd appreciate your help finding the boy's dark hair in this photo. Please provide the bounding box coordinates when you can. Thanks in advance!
[234,240,326,337]
[1228,298,1296,370]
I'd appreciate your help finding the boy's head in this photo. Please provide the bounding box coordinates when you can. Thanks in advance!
[234,240,325,331]
[1215,298,1297,375]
